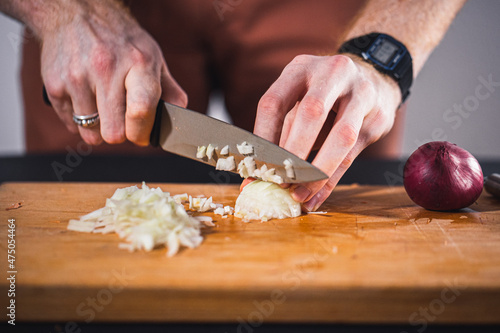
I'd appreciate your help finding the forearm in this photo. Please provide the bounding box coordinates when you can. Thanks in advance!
[341,0,467,77]
[0,0,132,39]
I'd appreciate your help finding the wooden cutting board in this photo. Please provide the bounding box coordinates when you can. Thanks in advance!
[1,182,500,324]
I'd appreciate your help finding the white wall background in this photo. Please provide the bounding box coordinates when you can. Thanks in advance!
[0,13,24,155]
[404,0,500,159]
[1,0,499,158]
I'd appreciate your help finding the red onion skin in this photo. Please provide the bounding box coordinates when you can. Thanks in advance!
[403,142,483,211]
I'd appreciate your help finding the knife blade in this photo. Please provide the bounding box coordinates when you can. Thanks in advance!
[150,101,328,183]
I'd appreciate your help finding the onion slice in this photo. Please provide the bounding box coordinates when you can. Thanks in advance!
[283,158,295,179]
[220,145,229,155]
[216,156,236,171]
[235,180,301,221]
[196,146,206,159]
[206,144,216,160]
[236,141,254,155]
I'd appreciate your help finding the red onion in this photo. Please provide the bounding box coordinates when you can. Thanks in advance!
[403,141,483,211]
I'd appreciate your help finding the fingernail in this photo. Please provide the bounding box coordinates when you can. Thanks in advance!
[303,195,321,212]
[292,186,311,203]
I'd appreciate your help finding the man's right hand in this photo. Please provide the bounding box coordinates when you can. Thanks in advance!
[16,0,187,146]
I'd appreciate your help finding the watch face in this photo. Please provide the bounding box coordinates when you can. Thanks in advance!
[372,40,399,65]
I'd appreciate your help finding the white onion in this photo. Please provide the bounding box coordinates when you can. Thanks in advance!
[216,156,236,171]
[252,164,283,184]
[173,193,188,205]
[206,144,216,160]
[236,141,254,155]
[283,158,295,179]
[237,156,256,178]
[237,159,249,178]
[224,206,234,214]
[261,168,283,184]
[196,146,206,159]
[235,180,301,221]
[220,145,229,155]
[67,182,203,257]
[214,207,226,216]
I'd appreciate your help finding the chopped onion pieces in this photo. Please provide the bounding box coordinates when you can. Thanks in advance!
[67,183,203,257]
[237,141,254,155]
[173,193,189,205]
[283,158,295,179]
[243,157,256,175]
[195,215,215,227]
[206,144,216,160]
[196,146,206,159]
[224,206,234,214]
[214,207,226,216]
[216,156,236,171]
[188,195,214,212]
[253,164,283,184]
[237,160,249,178]
[220,145,229,155]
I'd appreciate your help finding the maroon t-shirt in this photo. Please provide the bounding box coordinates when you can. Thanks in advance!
[21,0,403,157]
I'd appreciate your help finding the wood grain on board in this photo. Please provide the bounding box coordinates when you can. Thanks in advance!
[1,182,499,323]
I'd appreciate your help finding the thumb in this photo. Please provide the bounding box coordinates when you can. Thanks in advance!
[161,63,188,107]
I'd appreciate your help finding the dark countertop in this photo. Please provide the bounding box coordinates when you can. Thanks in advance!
[1,153,499,184]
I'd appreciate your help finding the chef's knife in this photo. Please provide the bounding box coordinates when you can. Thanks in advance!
[42,87,327,184]
[150,101,328,183]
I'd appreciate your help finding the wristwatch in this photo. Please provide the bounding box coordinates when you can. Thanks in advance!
[338,33,413,103]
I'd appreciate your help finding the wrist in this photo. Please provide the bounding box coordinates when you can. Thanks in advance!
[345,53,403,108]
[338,33,413,105]
[10,0,133,39]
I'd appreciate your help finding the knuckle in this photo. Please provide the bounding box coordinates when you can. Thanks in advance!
[322,180,337,196]
[370,108,392,128]
[65,64,86,86]
[127,105,152,120]
[358,109,393,147]
[258,93,284,116]
[90,45,117,74]
[357,79,376,99]
[44,80,66,100]
[125,131,148,147]
[129,47,152,67]
[300,96,326,120]
[339,153,356,170]
[316,179,338,201]
[81,132,103,146]
[127,87,160,118]
[328,54,355,72]
[337,122,359,148]
[102,130,126,145]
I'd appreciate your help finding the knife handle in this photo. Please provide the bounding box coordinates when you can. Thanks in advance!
[42,85,52,106]
[43,85,163,148]
[485,173,500,199]
[149,100,164,148]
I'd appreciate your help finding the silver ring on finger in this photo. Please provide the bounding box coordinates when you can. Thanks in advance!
[73,112,100,128]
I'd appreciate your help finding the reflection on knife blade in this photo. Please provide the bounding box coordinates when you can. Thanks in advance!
[150,101,328,184]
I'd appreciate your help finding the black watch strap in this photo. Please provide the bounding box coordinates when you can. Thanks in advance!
[338,33,413,103]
